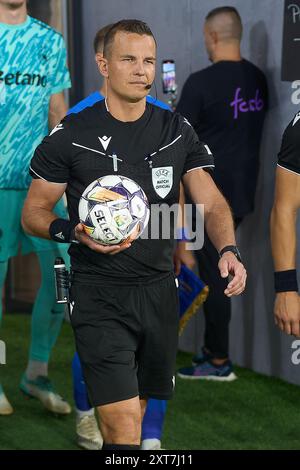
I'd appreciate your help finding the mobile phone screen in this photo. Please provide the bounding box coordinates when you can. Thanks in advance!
[162,60,176,93]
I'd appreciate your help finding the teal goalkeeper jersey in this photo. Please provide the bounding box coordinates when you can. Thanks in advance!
[0,15,71,189]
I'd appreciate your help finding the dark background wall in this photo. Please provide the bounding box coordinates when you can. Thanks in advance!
[80,0,300,385]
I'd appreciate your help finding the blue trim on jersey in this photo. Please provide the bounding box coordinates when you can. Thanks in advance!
[68,91,171,115]
[146,95,171,110]
[67,92,102,115]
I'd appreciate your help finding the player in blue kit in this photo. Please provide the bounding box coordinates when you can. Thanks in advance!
[0,0,71,415]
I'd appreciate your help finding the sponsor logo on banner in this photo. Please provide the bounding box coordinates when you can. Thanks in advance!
[152,166,173,198]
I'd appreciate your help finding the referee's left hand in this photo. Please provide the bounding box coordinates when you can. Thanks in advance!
[218,252,247,297]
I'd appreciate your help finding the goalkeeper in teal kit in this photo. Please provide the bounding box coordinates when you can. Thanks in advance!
[0,0,71,415]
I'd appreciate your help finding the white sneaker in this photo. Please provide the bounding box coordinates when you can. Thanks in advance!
[76,414,103,450]
[141,438,162,450]
[0,392,13,415]
[20,374,71,415]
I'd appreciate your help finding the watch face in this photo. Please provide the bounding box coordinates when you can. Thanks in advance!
[232,247,242,261]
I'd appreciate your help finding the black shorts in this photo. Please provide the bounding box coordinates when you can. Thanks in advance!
[70,272,179,407]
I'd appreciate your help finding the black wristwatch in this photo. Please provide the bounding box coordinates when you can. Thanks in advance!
[219,245,242,262]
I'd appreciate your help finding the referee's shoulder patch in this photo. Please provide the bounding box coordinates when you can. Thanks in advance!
[49,123,64,136]
[204,144,212,155]
[183,117,192,127]
[292,111,300,127]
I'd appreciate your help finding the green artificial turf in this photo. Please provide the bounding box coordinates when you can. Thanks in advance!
[1,314,300,450]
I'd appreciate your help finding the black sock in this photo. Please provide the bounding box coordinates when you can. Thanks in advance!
[102,443,140,450]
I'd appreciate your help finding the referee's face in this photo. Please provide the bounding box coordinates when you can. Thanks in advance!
[101,31,156,103]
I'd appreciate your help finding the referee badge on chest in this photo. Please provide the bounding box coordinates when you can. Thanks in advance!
[152,166,173,198]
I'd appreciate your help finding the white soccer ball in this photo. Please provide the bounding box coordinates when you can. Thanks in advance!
[78,175,150,245]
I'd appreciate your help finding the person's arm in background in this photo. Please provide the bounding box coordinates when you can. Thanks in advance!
[270,166,300,336]
[173,182,196,275]
[48,33,71,130]
[48,91,68,130]
[173,73,204,274]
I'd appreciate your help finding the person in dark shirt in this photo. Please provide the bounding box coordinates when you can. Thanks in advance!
[177,6,268,380]
[271,112,300,337]
[22,19,246,450]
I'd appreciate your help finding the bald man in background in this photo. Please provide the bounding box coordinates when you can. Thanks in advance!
[177,6,268,380]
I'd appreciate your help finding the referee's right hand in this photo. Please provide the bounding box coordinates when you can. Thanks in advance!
[274,292,300,337]
[74,223,133,255]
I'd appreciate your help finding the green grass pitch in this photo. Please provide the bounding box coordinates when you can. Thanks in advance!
[1,314,300,450]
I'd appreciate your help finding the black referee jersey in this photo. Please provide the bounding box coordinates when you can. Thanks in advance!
[30,100,214,280]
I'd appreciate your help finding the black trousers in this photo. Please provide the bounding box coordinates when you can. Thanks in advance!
[195,218,242,359]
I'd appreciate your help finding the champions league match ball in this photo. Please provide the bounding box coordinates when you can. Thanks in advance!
[78,175,150,245]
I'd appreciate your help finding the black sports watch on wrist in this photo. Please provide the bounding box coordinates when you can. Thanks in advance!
[219,245,242,262]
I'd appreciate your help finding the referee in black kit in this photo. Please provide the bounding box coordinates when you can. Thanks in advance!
[22,20,246,450]
[271,112,300,336]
